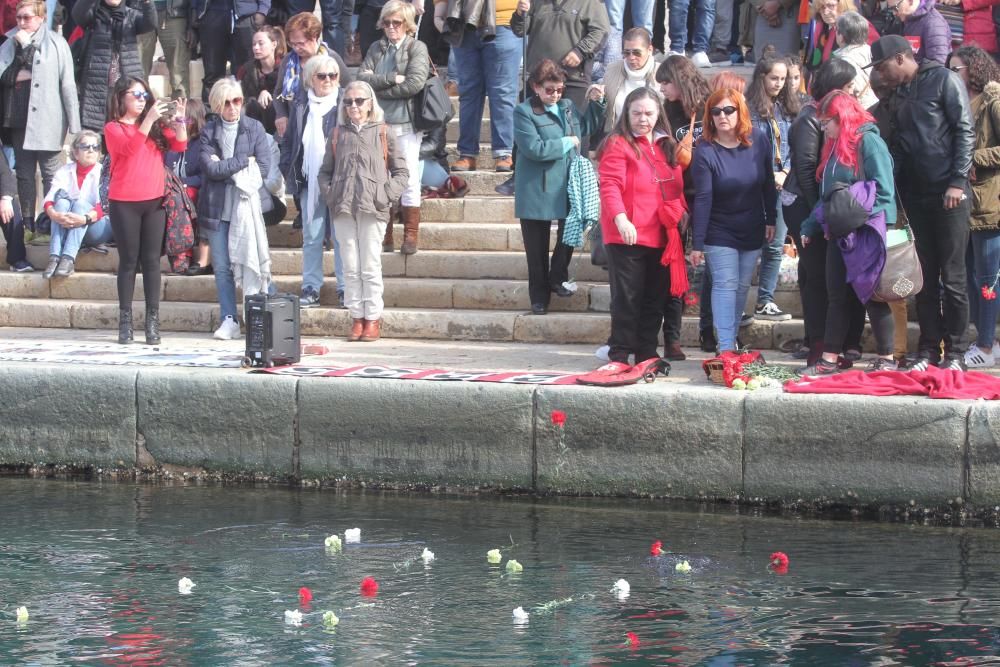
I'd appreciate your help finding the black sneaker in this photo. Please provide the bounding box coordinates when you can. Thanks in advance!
[798,358,840,377]
[939,355,967,372]
[300,289,320,308]
[868,357,898,372]
[754,301,792,321]
[699,328,717,353]
[905,352,938,372]
[9,260,33,272]
[495,176,515,196]
[739,312,754,328]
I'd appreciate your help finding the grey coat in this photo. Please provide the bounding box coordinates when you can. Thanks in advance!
[318,121,408,225]
[0,25,81,151]
[356,35,430,126]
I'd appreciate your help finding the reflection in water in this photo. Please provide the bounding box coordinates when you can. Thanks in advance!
[0,479,999,665]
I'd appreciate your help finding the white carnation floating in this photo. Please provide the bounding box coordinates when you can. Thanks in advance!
[284,609,303,626]
[675,560,692,573]
[611,579,630,599]
[177,577,195,594]
[324,535,342,551]
[420,548,435,563]
[344,528,361,543]
[15,606,28,622]
[512,606,529,624]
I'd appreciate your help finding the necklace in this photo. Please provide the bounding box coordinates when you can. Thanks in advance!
[638,139,674,200]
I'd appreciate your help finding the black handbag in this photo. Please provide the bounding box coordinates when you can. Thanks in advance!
[407,40,452,132]
[822,181,869,238]
[589,223,607,267]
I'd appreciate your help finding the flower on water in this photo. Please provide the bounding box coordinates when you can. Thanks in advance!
[650,540,664,556]
[284,609,303,626]
[611,579,630,599]
[177,577,195,594]
[344,528,361,543]
[675,560,692,573]
[505,559,523,573]
[324,535,342,551]
[15,606,28,622]
[420,548,435,563]
[625,631,640,648]
[487,549,502,564]
[360,576,378,596]
[770,551,789,569]
[322,611,339,628]
[551,410,567,427]
[512,607,529,623]
[299,587,313,606]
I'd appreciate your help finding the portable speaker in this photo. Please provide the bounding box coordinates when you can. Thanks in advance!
[242,293,301,368]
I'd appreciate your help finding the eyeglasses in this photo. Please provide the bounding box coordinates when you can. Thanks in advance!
[888,0,906,13]
[950,65,968,72]
[622,48,646,58]
[383,19,405,28]
[343,97,369,107]
[128,90,151,100]
[710,105,737,117]
[314,72,339,81]
[820,118,834,129]
[542,85,565,95]
[289,40,310,49]
[76,143,100,151]
[224,97,244,107]
[15,13,36,21]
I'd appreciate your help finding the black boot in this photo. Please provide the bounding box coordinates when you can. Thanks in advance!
[145,309,161,346]
[118,309,133,345]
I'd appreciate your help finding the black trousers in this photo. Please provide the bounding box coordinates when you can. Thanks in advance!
[903,189,971,356]
[359,4,383,58]
[520,218,572,307]
[232,15,258,77]
[662,294,682,344]
[606,243,667,363]
[110,198,166,312]
[824,240,894,356]
[0,198,25,265]
[199,10,233,104]
[11,127,62,222]
[784,197,828,348]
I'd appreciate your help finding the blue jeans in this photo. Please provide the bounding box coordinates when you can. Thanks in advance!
[421,160,449,189]
[668,0,717,53]
[705,244,761,351]
[453,26,521,158]
[49,198,112,259]
[208,222,238,321]
[968,230,1000,349]
[302,184,343,295]
[756,203,786,305]
[604,0,655,32]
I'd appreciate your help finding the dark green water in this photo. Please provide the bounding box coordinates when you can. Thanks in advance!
[1,478,999,665]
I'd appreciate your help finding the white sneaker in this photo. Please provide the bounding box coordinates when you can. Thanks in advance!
[964,345,995,369]
[691,51,711,68]
[214,316,242,340]
[595,344,610,362]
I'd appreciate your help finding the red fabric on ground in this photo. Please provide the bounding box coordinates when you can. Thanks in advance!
[783,366,1000,399]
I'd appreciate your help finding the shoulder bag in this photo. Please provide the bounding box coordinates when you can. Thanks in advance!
[406,38,452,132]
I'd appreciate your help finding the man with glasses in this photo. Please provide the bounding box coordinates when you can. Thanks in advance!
[885,0,951,64]
[868,34,974,370]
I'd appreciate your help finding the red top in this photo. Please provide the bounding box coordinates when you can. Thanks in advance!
[598,134,686,249]
[104,121,186,202]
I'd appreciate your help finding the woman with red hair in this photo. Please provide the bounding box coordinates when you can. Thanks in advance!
[690,88,777,354]
[799,91,897,375]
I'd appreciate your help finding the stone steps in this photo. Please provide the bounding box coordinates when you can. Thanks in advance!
[268,221,549,252]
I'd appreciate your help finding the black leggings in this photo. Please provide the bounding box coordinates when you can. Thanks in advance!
[824,241,893,356]
[110,198,165,312]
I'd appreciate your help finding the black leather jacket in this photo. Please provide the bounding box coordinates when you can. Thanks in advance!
[887,60,974,194]
[785,104,823,210]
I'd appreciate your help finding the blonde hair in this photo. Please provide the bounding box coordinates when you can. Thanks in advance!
[379,0,417,36]
[302,55,340,92]
[811,0,855,20]
[15,0,45,19]
[337,81,385,125]
[208,78,244,116]
[71,130,102,156]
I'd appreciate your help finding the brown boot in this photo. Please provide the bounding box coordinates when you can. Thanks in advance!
[665,342,686,361]
[401,206,420,255]
[348,318,365,342]
[360,318,381,342]
[383,205,397,252]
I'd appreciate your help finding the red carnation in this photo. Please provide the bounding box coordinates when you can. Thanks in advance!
[770,551,789,569]
[650,540,664,556]
[683,292,699,306]
[739,352,756,363]
[983,285,997,301]
[360,576,378,596]
[551,410,567,427]
[625,631,640,648]
[298,586,313,606]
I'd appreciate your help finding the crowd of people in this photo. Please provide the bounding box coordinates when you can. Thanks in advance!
[0,0,996,375]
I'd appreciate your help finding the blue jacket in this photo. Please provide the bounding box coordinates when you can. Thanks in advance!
[198,114,274,231]
[279,88,338,197]
[165,134,205,189]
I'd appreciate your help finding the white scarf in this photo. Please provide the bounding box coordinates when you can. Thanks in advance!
[302,87,339,223]
[614,56,655,121]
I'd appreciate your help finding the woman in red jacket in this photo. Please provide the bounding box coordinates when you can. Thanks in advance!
[941,0,999,54]
[592,87,686,378]
[104,76,187,345]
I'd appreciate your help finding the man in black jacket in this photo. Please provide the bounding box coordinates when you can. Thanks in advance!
[871,34,974,370]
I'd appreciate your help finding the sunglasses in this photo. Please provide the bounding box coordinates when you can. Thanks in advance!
[343,97,369,107]
[622,48,646,58]
[383,19,405,28]
[224,97,244,107]
[314,72,339,81]
[15,13,36,20]
[128,90,151,100]
[710,105,737,117]
[76,143,101,151]
[542,85,565,95]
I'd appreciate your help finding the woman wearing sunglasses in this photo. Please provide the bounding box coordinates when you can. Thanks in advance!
[105,76,187,345]
[319,81,408,343]
[357,0,429,255]
[513,58,605,315]
[690,89,777,354]
[594,28,657,134]
[39,131,112,280]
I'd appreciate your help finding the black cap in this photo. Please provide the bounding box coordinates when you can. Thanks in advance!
[864,35,913,69]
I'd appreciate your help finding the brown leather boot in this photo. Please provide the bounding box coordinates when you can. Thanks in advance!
[348,318,365,342]
[360,319,381,342]
[665,342,686,361]
[383,205,396,252]
[401,206,420,255]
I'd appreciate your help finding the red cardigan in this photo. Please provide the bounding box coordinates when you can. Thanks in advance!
[598,134,685,249]
[963,0,1000,54]
[104,121,186,202]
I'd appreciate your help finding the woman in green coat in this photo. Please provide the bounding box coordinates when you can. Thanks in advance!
[513,58,605,315]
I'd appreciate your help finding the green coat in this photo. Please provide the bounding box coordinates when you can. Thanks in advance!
[513,97,605,221]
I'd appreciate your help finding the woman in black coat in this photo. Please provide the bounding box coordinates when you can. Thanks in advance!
[72,0,156,131]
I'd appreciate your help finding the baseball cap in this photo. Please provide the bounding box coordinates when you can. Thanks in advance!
[864,35,913,69]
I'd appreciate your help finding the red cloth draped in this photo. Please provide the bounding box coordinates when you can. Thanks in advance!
[658,199,689,297]
[784,366,1000,400]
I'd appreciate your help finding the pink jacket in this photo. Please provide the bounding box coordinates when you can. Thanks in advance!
[962,0,1000,53]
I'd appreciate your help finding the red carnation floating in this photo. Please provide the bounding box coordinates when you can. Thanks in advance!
[650,540,664,556]
[625,631,640,648]
[360,576,379,596]
[770,551,789,574]
[298,586,313,606]
[551,410,567,427]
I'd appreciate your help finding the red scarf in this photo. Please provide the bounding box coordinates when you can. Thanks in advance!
[658,199,689,297]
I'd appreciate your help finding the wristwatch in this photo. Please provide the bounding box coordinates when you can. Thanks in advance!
[84,214,93,226]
